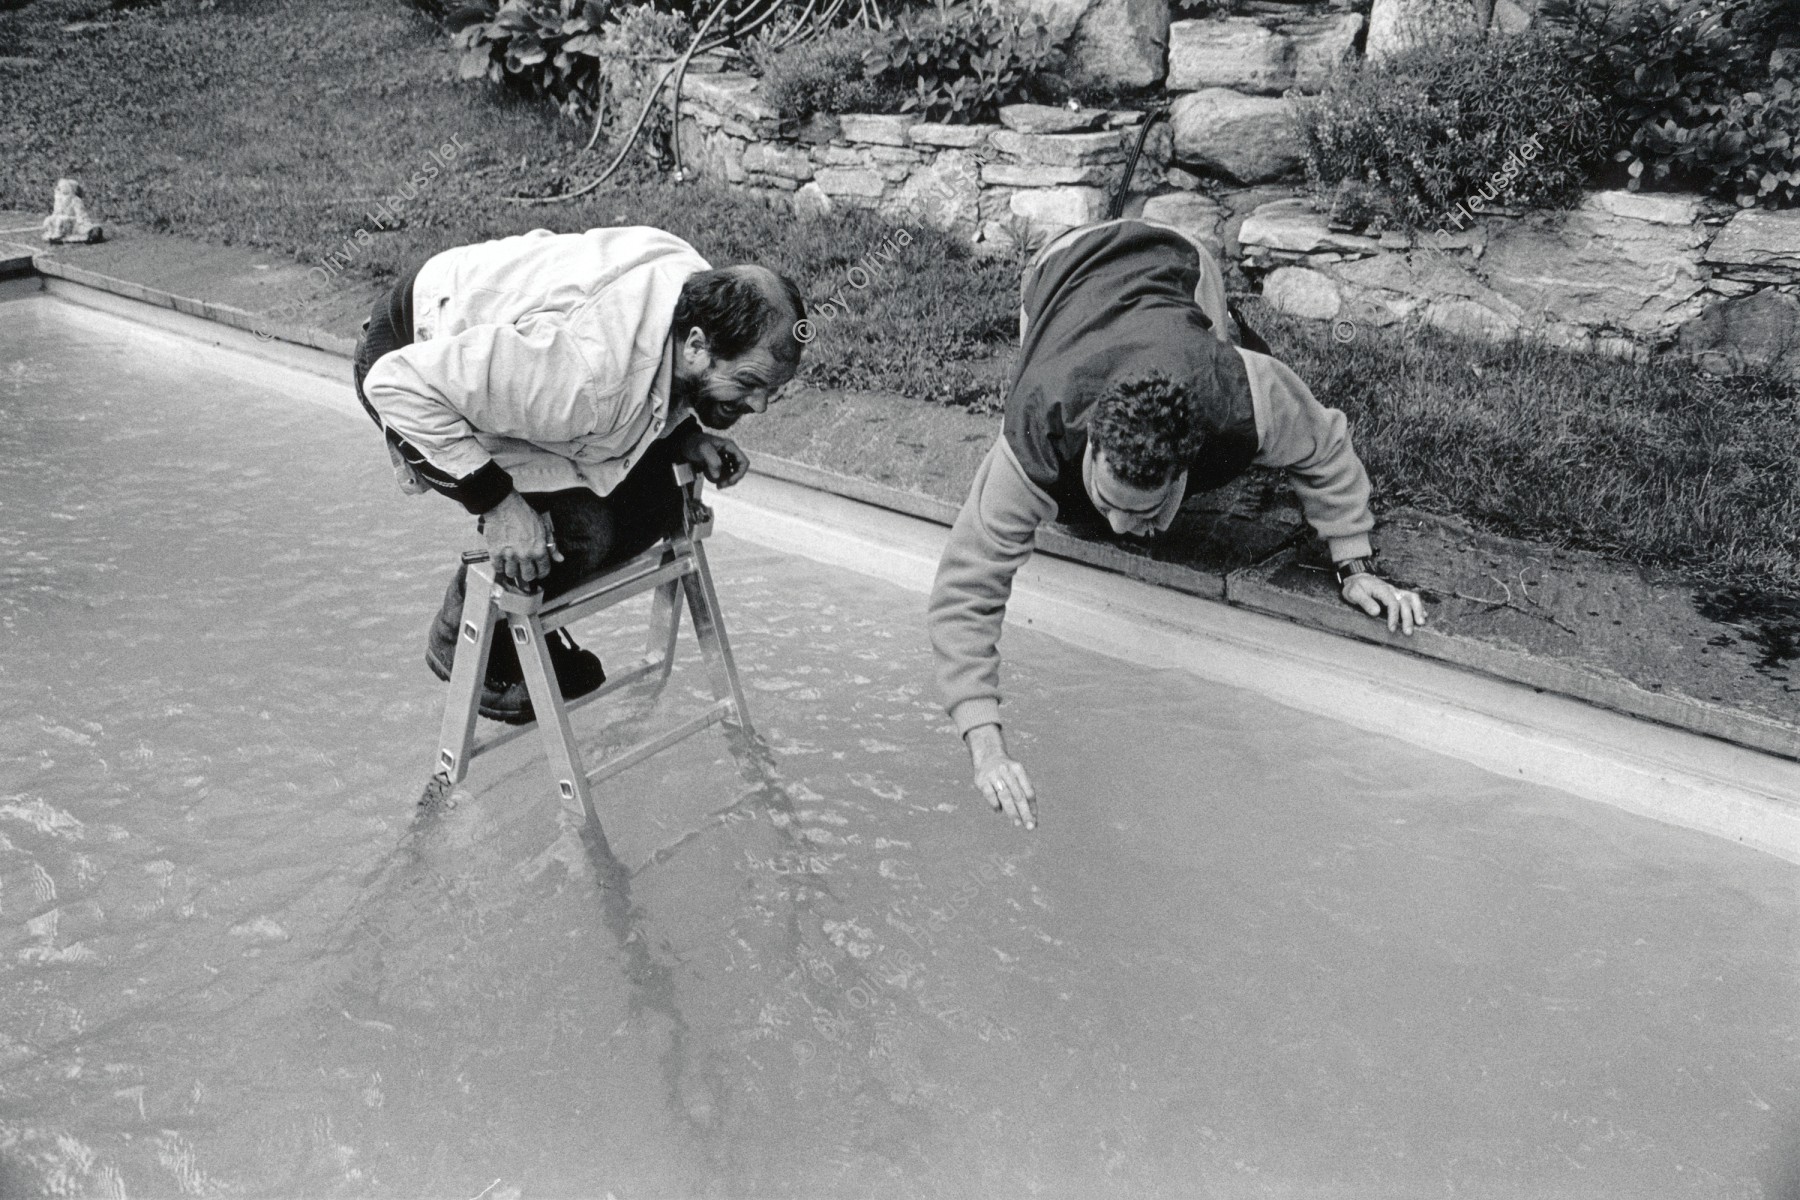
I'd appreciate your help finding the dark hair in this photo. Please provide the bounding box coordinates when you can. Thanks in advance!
[1088,372,1204,488]
[672,266,807,366]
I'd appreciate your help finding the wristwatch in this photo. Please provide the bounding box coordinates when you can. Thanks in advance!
[1334,556,1378,586]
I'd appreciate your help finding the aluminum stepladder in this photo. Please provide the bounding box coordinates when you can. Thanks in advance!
[424,464,753,826]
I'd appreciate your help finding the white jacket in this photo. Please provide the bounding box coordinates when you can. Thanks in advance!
[361,226,710,497]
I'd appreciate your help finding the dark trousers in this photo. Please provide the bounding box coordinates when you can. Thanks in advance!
[431,455,685,680]
[352,270,685,680]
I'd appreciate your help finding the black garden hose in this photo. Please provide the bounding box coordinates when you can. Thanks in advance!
[1107,104,1169,222]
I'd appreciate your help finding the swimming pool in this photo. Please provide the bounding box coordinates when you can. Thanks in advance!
[3,289,1797,1198]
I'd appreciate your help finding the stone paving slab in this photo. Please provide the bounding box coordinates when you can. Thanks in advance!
[0,210,376,355]
[735,385,1307,602]
[1033,478,1304,601]
[1232,510,1800,760]
[745,452,1302,601]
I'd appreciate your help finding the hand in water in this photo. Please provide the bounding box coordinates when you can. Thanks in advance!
[966,723,1037,831]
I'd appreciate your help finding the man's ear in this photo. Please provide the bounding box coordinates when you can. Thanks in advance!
[682,326,712,365]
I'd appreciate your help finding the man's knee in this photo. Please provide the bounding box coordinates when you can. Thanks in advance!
[528,489,617,577]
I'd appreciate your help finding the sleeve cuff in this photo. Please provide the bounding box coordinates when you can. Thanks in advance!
[658,414,698,442]
[1328,533,1373,563]
[457,461,517,516]
[950,697,1002,738]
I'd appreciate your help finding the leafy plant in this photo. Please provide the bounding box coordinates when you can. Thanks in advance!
[453,0,690,122]
[748,24,901,121]
[860,0,1069,124]
[404,0,460,22]
[1294,29,1614,226]
[1542,0,1797,207]
[1624,76,1800,207]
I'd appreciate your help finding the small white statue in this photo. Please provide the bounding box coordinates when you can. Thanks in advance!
[42,178,104,245]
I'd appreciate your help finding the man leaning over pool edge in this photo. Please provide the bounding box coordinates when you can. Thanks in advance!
[353,225,803,725]
[927,218,1428,832]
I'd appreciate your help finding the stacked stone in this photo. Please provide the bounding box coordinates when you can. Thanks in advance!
[809,114,937,213]
[1162,9,1362,187]
[665,71,785,189]
[802,106,1167,250]
[1241,192,1800,377]
[979,105,1168,247]
[659,57,1797,379]
[667,79,1183,250]
[1363,0,1534,61]
[1683,208,1800,376]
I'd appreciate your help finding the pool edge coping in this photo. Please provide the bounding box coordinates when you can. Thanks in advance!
[7,250,1797,773]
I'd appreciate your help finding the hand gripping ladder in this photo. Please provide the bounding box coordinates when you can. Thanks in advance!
[423,464,753,825]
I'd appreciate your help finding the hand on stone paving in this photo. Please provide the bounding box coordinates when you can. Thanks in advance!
[1341,572,1426,635]
[966,723,1037,832]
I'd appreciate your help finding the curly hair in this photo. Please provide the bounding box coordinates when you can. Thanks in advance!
[1088,372,1205,488]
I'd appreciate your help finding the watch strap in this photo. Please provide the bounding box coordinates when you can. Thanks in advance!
[1334,556,1378,586]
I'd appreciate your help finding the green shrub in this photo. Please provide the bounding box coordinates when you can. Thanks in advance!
[1295,29,1613,226]
[861,0,1069,123]
[453,0,690,122]
[403,0,459,22]
[751,0,1072,124]
[1543,0,1797,207]
[748,25,902,122]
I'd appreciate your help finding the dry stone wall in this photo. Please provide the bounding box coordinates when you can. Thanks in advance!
[666,60,1796,378]
[1239,193,1800,375]
[669,72,1171,255]
[1017,0,1170,87]
[1162,10,1361,185]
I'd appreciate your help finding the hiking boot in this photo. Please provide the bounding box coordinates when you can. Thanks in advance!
[426,628,605,726]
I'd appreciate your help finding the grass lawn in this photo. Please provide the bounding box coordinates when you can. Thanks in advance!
[1257,303,1800,605]
[0,0,1020,406]
[3,0,1796,608]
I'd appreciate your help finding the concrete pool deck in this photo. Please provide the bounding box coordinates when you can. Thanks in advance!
[6,273,1798,870]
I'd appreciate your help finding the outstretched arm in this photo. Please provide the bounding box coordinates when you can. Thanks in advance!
[928,437,1057,829]
[1241,348,1426,634]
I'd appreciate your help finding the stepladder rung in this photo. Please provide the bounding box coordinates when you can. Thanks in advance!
[463,650,673,762]
[425,483,753,825]
[586,700,735,785]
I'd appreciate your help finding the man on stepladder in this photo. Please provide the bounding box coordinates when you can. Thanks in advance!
[355,226,805,724]
[928,218,1427,830]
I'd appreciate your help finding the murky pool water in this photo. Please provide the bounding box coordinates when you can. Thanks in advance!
[3,295,1798,1199]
